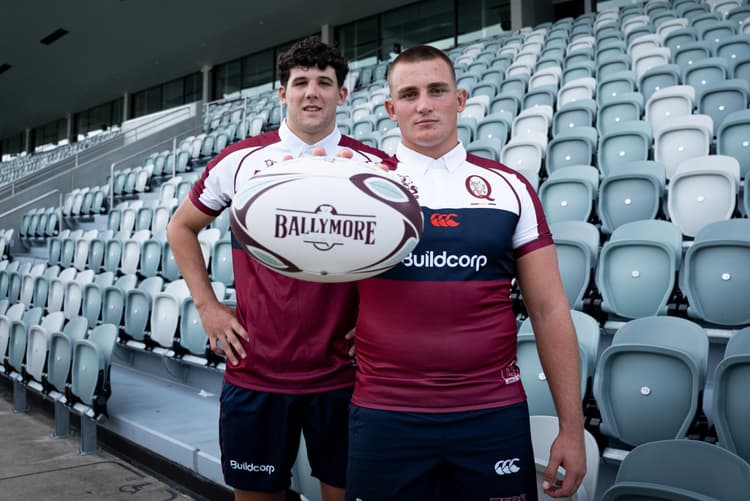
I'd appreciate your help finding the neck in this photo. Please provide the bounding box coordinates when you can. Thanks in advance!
[286,121,335,145]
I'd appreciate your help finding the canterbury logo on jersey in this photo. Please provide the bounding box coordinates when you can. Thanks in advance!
[494,458,520,475]
[402,251,488,271]
[430,213,460,227]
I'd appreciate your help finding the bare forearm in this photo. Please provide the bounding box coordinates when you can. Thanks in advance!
[166,202,220,311]
[529,306,584,431]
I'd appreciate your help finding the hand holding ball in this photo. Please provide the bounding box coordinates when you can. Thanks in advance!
[230,156,423,282]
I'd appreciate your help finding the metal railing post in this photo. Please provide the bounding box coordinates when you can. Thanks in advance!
[109,162,116,210]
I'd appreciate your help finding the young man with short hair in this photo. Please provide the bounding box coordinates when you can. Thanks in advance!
[167,37,388,501]
[346,45,587,501]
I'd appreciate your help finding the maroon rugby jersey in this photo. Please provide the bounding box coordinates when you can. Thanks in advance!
[189,121,389,393]
[353,142,553,412]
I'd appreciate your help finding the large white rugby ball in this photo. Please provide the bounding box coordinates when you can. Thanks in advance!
[230,156,423,282]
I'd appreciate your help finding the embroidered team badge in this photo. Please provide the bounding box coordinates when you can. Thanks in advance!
[465,175,494,202]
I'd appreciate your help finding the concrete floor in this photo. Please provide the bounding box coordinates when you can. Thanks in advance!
[0,381,200,501]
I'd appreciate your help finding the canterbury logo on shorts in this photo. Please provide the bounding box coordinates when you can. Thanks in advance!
[430,213,460,227]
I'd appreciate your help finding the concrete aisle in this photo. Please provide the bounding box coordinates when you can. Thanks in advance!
[0,382,199,501]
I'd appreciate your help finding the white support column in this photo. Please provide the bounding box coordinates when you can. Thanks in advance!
[321,24,334,45]
[510,0,524,32]
[584,0,593,14]
[202,65,213,104]
[122,92,130,122]
[66,112,75,143]
[24,128,32,154]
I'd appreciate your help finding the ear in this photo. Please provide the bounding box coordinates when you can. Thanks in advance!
[278,85,287,106]
[338,86,348,106]
[384,98,397,121]
[456,88,467,113]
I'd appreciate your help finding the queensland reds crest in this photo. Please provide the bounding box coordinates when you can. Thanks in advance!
[465,174,494,201]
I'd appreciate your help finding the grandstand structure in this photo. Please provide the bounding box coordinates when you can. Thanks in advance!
[2,0,750,499]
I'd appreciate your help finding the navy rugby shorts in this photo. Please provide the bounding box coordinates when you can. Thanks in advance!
[346,401,538,501]
[220,381,352,492]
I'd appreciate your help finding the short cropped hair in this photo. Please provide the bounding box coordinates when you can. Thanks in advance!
[277,36,349,88]
[388,45,456,83]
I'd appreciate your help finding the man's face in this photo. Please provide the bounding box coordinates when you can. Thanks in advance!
[385,58,466,159]
[279,66,347,144]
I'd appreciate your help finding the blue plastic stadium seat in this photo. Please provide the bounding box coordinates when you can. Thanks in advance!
[716,108,750,179]
[545,128,598,174]
[596,220,682,319]
[713,326,750,465]
[681,219,750,326]
[598,161,667,234]
[593,316,709,447]
[549,220,599,311]
[597,120,653,177]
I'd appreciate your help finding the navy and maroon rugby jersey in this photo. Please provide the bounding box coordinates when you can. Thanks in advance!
[189,121,389,393]
[353,142,553,412]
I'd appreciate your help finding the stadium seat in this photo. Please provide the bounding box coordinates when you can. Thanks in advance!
[552,99,597,137]
[596,92,644,135]
[500,135,546,176]
[644,85,695,136]
[530,416,600,501]
[490,93,521,118]
[593,316,708,447]
[378,127,401,156]
[598,161,667,234]
[512,105,553,141]
[517,310,599,416]
[716,108,750,179]
[475,113,512,145]
[545,128,597,175]
[667,155,740,237]
[596,220,682,319]
[150,280,191,349]
[46,316,89,396]
[597,120,653,176]
[523,85,557,110]
[638,64,682,103]
[539,164,599,222]
[179,298,209,358]
[601,439,750,500]
[562,61,596,84]
[71,323,117,413]
[457,117,477,145]
[596,70,637,104]
[699,19,737,46]
[632,47,671,80]
[24,311,66,386]
[681,219,750,326]
[683,57,730,93]
[712,326,750,465]
[549,221,600,311]
[654,114,714,179]
[466,139,501,161]
[557,77,596,107]
[697,78,750,131]
[124,276,163,343]
[528,66,562,90]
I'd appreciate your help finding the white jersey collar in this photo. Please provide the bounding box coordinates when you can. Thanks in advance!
[395,141,467,175]
[278,119,342,157]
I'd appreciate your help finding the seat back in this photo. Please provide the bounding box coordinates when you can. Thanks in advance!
[550,221,600,310]
[150,293,181,348]
[124,289,151,341]
[667,155,740,237]
[601,439,750,500]
[539,165,599,221]
[713,327,750,464]
[597,161,666,234]
[179,298,209,356]
[596,220,682,318]
[597,121,653,176]
[545,128,598,174]
[682,219,750,326]
[654,114,713,179]
[716,108,750,179]
[593,316,708,446]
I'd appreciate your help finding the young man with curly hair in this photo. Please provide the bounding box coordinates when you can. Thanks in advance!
[167,37,389,501]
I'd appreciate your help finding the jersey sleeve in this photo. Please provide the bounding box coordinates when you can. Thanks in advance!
[512,176,553,257]
[188,151,240,216]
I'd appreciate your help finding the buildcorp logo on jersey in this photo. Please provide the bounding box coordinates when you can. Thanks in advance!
[402,250,488,271]
[229,460,275,474]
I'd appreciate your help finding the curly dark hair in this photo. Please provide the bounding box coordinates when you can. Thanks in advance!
[277,36,349,88]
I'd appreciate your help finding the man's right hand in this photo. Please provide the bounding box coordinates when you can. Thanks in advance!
[198,302,249,366]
